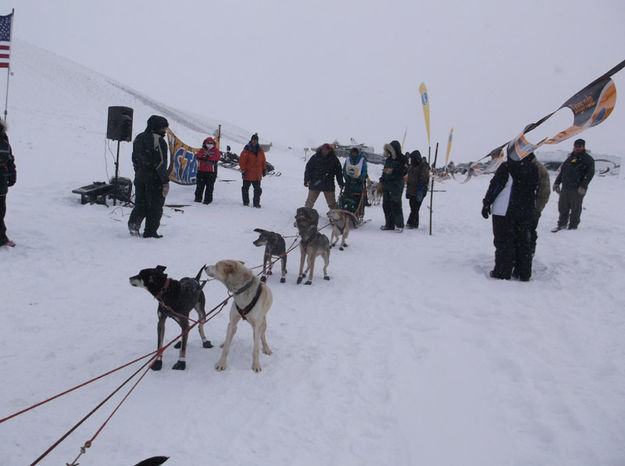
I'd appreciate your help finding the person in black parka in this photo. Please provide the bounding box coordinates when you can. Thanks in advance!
[304,143,344,210]
[482,152,539,281]
[379,140,408,231]
[552,138,595,231]
[0,119,16,247]
[128,115,170,238]
[405,150,430,229]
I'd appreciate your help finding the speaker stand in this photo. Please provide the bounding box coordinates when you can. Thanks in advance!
[113,140,121,206]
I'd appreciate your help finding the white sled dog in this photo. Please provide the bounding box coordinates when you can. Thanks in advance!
[204,260,273,372]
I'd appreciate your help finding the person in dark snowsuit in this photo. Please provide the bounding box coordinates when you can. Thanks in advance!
[379,140,408,231]
[482,152,539,281]
[239,133,266,208]
[128,115,170,238]
[304,143,344,210]
[0,119,17,247]
[552,138,594,231]
[194,136,221,204]
[405,150,430,229]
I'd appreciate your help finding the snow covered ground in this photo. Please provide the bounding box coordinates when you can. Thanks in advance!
[1,41,625,466]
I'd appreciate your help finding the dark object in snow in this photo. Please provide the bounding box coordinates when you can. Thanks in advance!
[72,181,113,205]
[133,456,169,466]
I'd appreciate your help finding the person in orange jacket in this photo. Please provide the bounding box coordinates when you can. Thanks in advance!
[239,133,267,208]
[194,137,221,204]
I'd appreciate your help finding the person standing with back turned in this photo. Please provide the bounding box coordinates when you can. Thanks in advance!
[128,115,170,238]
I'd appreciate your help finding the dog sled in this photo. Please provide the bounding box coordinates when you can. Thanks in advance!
[337,181,367,228]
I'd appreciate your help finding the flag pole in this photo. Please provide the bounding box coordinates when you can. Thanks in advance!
[428,142,439,236]
[2,9,14,122]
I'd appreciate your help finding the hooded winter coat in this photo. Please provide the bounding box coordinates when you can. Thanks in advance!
[195,137,221,173]
[132,115,170,184]
[239,140,266,181]
[406,152,430,199]
[380,140,408,199]
[483,153,539,218]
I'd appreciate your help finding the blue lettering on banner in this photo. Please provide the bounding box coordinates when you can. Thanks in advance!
[172,147,198,184]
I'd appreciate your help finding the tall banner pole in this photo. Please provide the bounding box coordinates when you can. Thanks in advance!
[2,9,14,122]
[429,142,439,236]
[401,126,407,152]
[419,83,431,162]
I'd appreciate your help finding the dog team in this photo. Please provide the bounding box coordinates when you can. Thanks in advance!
[129,204,340,374]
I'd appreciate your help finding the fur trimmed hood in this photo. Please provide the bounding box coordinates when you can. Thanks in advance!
[383,140,402,159]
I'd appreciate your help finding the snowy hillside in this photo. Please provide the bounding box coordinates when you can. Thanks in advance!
[1,41,625,466]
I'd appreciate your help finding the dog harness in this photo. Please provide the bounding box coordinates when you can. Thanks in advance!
[155,278,170,300]
[234,280,263,320]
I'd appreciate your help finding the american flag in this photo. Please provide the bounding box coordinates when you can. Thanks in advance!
[0,12,13,69]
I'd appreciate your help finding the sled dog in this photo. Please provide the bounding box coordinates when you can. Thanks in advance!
[129,265,213,371]
[253,228,287,283]
[204,260,273,372]
[294,207,331,284]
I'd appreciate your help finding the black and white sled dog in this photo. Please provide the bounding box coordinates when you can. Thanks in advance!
[294,207,331,285]
[204,260,273,373]
[129,265,213,371]
[253,228,287,283]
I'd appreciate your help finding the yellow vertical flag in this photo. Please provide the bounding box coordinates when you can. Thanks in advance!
[445,127,454,166]
[419,83,431,147]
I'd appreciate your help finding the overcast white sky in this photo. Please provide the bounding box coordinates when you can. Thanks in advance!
[8,0,625,160]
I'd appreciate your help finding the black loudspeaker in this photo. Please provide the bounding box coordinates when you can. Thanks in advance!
[106,106,134,141]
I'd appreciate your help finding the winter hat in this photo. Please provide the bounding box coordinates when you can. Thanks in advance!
[574,138,585,147]
[350,147,359,155]
[251,133,259,141]
[409,150,422,164]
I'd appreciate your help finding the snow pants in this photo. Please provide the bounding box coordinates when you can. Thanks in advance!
[557,188,584,229]
[242,180,262,207]
[128,172,165,236]
[492,213,533,280]
[195,171,217,204]
[0,194,7,245]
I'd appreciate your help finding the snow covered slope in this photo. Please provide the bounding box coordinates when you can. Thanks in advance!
[1,41,625,466]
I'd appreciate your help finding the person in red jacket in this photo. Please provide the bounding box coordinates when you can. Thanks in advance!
[194,137,221,204]
[239,133,266,208]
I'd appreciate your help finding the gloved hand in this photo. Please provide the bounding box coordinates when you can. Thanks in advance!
[241,171,247,177]
[8,175,15,187]
[553,183,561,193]
[162,184,169,198]
[304,181,309,187]
[577,187,587,195]
[481,201,491,219]
[263,169,267,176]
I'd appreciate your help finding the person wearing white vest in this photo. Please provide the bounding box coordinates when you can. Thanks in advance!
[481,153,539,281]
